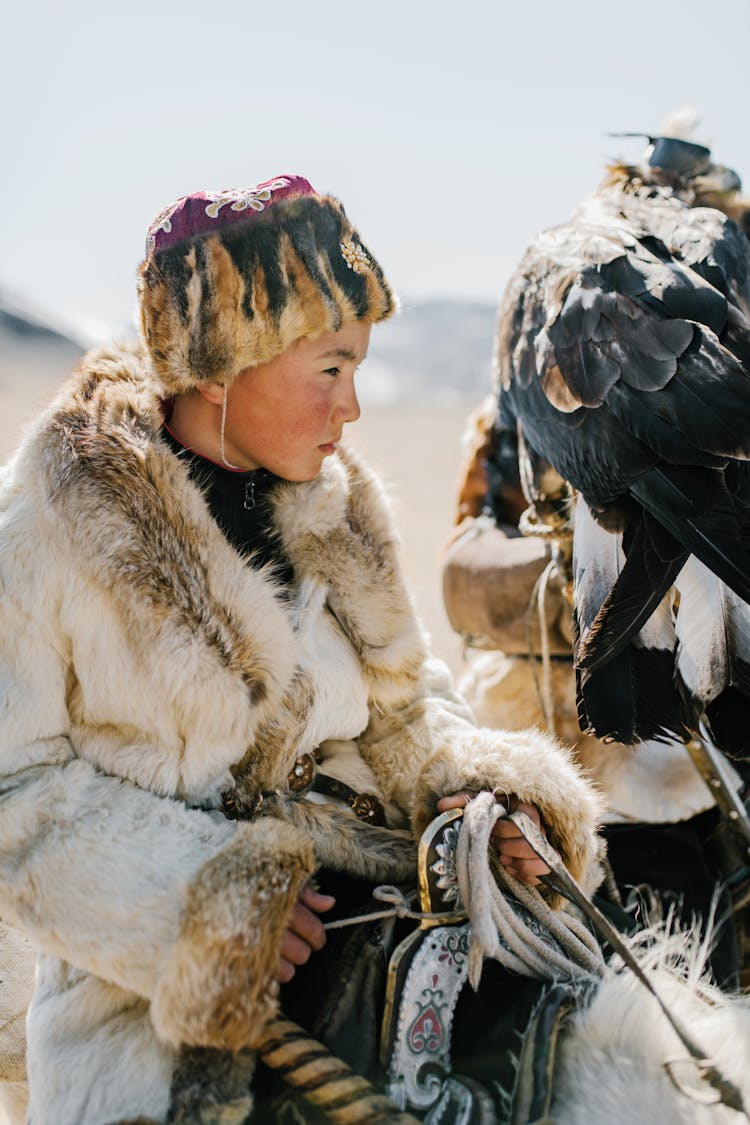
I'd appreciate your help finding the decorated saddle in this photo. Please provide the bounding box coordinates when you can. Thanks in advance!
[253,808,600,1125]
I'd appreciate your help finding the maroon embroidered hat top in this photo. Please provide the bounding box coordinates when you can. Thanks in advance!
[145,175,314,256]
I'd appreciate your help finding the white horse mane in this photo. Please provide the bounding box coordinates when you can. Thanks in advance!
[553,921,750,1124]
[457,796,749,1123]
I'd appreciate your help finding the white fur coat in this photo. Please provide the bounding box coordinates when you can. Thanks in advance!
[0,344,602,1124]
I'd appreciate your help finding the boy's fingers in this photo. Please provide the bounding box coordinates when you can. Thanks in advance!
[495,837,548,860]
[278,957,296,983]
[437,791,477,811]
[506,800,542,825]
[287,903,327,951]
[498,855,547,884]
[280,930,312,966]
[300,884,336,912]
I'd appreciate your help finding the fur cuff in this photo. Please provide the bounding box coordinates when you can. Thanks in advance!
[151,819,314,1052]
[413,727,604,896]
[265,798,417,883]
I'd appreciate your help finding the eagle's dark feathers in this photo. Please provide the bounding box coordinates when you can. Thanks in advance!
[497,147,750,752]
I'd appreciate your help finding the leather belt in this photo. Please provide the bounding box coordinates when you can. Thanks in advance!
[221,750,386,827]
[309,772,387,827]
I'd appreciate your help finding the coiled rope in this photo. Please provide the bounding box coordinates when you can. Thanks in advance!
[321,795,605,984]
[455,792,605,985]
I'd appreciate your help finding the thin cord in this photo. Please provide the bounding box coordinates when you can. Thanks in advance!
[323,886,464,931]
[220,386,242,470]
[527,559,558,735]
[537,560,555,732]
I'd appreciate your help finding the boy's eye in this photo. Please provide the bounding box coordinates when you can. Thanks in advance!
[324,367,340,377]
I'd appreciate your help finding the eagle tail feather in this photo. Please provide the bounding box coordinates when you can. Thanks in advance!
[576,641,686,745]
[576,510,685,672]
[572,500,686,743]
[631,466,750,604]
[674,557,750,757]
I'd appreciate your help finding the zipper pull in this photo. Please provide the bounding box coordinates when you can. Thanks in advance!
[243,478,256,511]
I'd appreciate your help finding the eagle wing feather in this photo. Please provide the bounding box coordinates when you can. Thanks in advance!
[496,160,750,749]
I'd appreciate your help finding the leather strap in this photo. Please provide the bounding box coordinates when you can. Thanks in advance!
[311,774,387,827]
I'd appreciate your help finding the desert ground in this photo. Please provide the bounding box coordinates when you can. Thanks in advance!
[0,380,471,676]
[347,405,469,674]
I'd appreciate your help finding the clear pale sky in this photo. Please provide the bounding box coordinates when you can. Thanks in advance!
[3,0,749,336]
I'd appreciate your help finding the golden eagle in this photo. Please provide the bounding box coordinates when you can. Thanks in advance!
[495,131,750,752]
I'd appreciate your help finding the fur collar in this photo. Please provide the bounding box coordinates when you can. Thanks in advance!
[28,342,427,720]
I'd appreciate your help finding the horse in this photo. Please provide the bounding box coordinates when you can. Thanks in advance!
[2,803,750,1124]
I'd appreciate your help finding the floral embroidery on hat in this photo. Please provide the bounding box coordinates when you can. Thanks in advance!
[204,179,290,219]
[340,239,370,274]
[145,177,298,256]
[145,206,176,255]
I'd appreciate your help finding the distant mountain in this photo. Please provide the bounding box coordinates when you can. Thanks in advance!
[0,288,87,391]
[0,289,499,407]
[363,299,498,406]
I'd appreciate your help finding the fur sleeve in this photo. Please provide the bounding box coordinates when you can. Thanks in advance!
[358,658,603,893]
[151,817,314,1050]
[0,549,311,1045]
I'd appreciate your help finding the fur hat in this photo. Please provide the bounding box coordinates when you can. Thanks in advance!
[137,175,396,396]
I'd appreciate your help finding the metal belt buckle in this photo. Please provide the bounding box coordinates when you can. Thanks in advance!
[351,791,386,825]
[220,788,264,820]
[286,752,318,794]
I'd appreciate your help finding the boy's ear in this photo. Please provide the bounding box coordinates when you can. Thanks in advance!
[196,383,226,406]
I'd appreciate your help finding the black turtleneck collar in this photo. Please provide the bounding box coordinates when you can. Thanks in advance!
[161,423,295,588]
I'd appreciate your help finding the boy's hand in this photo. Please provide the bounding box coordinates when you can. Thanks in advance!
[436,792,550,885]
[277,883,335,983]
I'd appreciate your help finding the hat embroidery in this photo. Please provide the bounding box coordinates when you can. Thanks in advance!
[340,239,370,275]
[145,178,292,255]
[146,206,176,254]
[204,179,291,219]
